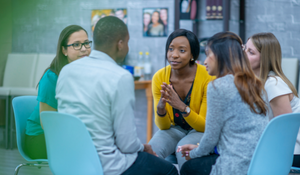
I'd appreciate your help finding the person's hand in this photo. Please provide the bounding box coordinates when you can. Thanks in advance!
[143,144,158,157]
[157,83,168,109]
[177,144,198,160]
[157,82,170,115]
[183,151,191,160]
[163,83,186,112]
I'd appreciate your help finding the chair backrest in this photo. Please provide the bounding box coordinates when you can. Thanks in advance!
[12,96,47,162]
[248,113,300,175]
[3,53,38,87]
[41,111,103,175]
[33,54,55,87]
[281,58,298,89]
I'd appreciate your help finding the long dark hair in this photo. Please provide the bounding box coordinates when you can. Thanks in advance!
[37,25,87,87]
[165,29,200,66]
[207,31,267,115]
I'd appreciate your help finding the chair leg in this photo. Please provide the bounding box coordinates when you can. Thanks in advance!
[14,163,26,175]
[14,162,49,175]
[10,95,15,149]
[5,96,9,149]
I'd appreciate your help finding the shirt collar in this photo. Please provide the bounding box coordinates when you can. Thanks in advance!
[89,50,117,65]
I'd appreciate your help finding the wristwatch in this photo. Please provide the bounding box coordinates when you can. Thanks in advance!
[181,106,191,114]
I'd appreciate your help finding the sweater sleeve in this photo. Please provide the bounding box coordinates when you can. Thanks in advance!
[189,81,225,158]
[184,75,211,132]
[152,70,172,130]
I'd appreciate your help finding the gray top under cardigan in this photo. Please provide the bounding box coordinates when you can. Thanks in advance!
[189,74,268,175]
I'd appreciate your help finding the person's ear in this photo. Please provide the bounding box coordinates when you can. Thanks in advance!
[62,46,67,56]
[117,40,124,51]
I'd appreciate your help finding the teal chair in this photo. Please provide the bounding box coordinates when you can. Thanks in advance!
[248,113,300,175]
[41,111,103,175]
[12,96,48,175]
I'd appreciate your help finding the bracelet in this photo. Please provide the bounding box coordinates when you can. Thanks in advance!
[157,110,166,117]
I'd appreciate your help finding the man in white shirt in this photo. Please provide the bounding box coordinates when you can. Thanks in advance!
[56,16,178,175]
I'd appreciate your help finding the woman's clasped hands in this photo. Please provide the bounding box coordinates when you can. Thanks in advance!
[157,82,186,113]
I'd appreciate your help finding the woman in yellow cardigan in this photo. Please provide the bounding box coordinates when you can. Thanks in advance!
[149,29,213,169]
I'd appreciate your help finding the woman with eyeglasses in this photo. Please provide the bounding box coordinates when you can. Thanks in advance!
[245,32,300,167]
[25,25,92,159]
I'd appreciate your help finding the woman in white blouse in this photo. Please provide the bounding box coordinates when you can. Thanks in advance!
[245,32,300,167]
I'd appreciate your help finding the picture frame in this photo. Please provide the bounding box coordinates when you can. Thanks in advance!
[143,8,168,37]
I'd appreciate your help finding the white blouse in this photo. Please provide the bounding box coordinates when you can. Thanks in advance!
[265,76,292,103]
[265,72,300,154]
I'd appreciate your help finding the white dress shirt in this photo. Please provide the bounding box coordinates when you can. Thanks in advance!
[56,50,144,175]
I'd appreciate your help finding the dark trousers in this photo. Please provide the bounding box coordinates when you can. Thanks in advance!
[122,152,178,175]
[293,155,300,167]
[25,134,47,159]
[180,154,219,175]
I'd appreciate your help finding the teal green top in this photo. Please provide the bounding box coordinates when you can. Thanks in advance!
[26,69,58,136]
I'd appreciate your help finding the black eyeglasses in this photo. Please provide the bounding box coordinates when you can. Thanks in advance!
[66,41,92,50]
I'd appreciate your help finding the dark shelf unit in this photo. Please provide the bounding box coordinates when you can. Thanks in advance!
[175,0,246,42]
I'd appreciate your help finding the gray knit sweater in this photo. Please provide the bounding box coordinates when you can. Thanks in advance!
[189,74,268,175]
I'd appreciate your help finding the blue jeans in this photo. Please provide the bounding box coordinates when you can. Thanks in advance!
[122,152,178,175]
[149,125,204,169]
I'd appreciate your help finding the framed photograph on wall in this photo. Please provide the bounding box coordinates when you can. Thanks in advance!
[91,9,127,33]
[143,8,168,37]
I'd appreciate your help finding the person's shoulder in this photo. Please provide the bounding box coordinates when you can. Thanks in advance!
[117,66,133,79]
[47,69,57,77]
[38,69,58,94]
[265,75,290,91]
[208,74,234,92]
[196,64,209,75]
[195,64,214,81]
[114,69,134,90]
[265,75,292,101]
[106,64,134,84]
[41,69,58,85]
[206,75,237,103]
[214,73,233,83]
[153,65,170,78]
[265,75,285,86]
[196,64,209,73]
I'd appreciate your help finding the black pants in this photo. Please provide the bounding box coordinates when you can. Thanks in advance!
[122,152,178,175]
[25,134,47,159]
[180,154,219,175]
[293,155,300,167]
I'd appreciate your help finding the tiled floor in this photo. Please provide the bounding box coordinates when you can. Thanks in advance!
[0,126,51,175]
[1,127,300,175]
[0,147,53,175]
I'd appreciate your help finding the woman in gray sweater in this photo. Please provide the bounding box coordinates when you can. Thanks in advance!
[176,31,269,175]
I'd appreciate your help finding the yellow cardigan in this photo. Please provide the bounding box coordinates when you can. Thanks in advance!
[152,64,213,132]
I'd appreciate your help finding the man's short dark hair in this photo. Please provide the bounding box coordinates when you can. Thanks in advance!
[93,16,128,47]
